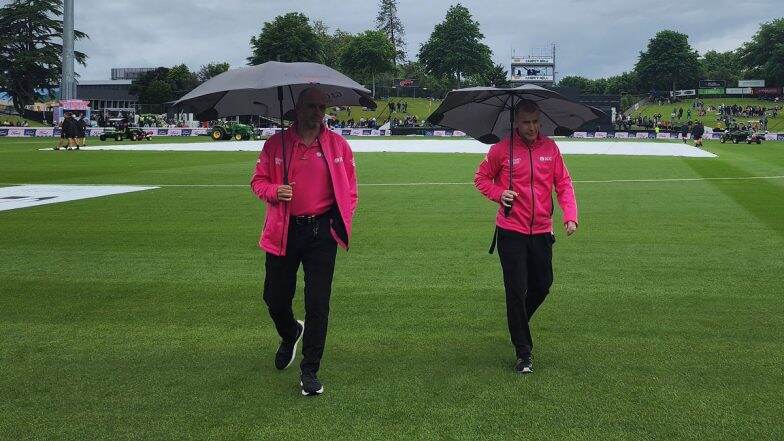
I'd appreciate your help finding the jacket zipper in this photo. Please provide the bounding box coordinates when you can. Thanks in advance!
[527,146,535,234]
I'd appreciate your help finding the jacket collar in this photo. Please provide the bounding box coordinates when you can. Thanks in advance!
[286,123,326,146]
[512,130,544,150]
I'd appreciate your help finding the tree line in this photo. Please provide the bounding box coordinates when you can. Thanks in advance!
[1,0,782,116]
[558,20,784,96]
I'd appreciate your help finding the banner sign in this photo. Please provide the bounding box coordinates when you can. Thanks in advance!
[726,88,752,95]
[699,88,725,95]
[58,99,91,110]
[394,78,419,88]
[752,87,781,96]
[738,80,764,88]
[4,128,26,137]
[3,127,783,141]
[512,56,553,64]
[511,65,554,82]
[699,80,726,88]
[674,89,697,97]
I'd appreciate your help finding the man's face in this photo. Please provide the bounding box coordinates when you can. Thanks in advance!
[515,110,540,143]
[295,89,327,130]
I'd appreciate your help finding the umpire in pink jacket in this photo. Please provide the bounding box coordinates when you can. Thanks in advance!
[474,99,578,375]
[251,88,358,396]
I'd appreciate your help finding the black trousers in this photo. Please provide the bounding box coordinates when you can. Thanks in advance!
[496,228,555,358]
[263,215,337,373]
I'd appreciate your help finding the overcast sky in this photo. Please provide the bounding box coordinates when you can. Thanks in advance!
[47,0,778,80]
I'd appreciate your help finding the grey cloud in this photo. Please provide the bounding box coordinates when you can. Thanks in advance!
[71,0,778,81]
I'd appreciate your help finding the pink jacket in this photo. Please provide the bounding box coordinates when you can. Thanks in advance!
[251,125,358,256]
[474,132,577,234]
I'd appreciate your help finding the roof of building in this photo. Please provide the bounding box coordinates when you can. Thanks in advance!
[77,79,133,86]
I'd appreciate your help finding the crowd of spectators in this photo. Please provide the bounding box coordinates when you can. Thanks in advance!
[326,114,381,129]
[618,97,782,133]
[718,104,777,118]
[0,119,30,126]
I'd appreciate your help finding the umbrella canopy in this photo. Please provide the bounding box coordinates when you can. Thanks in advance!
[427,84,604,144]
[173,61,377,120]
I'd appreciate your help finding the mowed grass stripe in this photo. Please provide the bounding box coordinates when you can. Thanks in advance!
[1,137,783,439]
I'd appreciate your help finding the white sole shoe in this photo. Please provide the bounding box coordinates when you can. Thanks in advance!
[300,381,324,396]
[283,320,304,369]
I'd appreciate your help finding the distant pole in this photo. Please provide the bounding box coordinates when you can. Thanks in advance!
[61,0,75,100]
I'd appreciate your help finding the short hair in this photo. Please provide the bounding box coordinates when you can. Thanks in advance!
[514,99,540,116]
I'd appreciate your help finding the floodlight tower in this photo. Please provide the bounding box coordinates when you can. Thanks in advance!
[60,0,76,100]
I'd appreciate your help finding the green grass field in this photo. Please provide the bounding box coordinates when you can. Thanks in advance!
[327,97,442,124]
[1,136,783,439]
[631,97,784,132]
[0,115,45,127]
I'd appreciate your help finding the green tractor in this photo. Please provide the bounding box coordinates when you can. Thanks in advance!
[210,122,254,141]
[99,126,152,141]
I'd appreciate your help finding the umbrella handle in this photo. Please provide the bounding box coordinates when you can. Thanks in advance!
[504,95,515,218]
[278,86,288,185]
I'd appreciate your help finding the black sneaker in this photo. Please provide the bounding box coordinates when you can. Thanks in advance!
[300,371,324,396]
[274,320,304,370]
[514,355,533,374]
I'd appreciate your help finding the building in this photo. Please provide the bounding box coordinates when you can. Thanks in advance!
[510,47,556,87]
[111,67,155,80]
[76,79,137,112]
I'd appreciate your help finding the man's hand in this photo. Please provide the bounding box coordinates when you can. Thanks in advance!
[276,183,294,202]
[565,221,577,236]
[500,190,518,207]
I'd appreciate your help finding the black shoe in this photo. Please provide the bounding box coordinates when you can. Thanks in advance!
[514,355,533,374]
[274,320,304,370]
[300,371,324,396]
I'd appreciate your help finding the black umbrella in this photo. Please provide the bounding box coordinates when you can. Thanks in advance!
[427,84,604,215]
[173,61,377,183]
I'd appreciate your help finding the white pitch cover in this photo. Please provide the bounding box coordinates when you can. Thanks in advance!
[73,140,717,157]
[0,185,157,212]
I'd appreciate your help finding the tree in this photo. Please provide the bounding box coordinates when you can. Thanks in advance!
[467,63,509,87]
[340,30,396,96]
[418,4,492,87]
[130,67,170,105]
[197,62,230,82]
[0,0,88,114]
[130,64,198,109]
[738,18,784,86]
[557,76,594,92]
[248,12,321,65]
[375,0,406,64]
[698,50,741,84]
[167,64,199,97]
[603,71,639,95]
[141,80,173,106]
[314,20,353,70]
[398,60,450,98]
[634,30,700,91]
